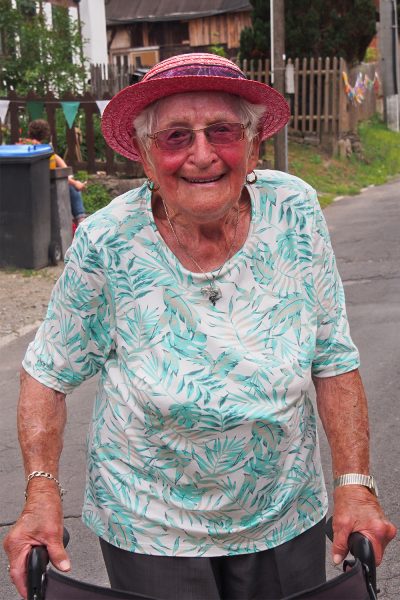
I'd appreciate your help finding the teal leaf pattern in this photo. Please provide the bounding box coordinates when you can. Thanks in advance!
[23,170,358,556]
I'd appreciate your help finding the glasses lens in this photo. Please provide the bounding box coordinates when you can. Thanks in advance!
[206,123,244,144]
[156,128,193,150]
[152,123,244,151]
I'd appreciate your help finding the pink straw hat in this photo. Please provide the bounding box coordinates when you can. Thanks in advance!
[101,53,291,162]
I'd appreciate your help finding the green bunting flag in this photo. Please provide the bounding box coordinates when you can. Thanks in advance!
[27,101,44,120]
[61,101,80,129]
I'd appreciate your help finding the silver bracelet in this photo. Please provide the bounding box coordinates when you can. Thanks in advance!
[25,471,66,500]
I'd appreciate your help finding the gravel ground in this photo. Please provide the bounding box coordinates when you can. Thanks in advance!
[0,264,64,346]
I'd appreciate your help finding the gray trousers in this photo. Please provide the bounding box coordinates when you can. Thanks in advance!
[100,519,326,600]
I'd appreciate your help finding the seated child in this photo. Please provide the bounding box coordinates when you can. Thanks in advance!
[23,119,87,225]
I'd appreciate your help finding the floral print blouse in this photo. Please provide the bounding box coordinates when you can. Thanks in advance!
[23,170,359,556]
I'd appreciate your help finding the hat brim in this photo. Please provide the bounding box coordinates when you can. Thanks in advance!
[101,75,291,162]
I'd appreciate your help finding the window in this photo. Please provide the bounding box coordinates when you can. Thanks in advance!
[115,54,128,69]
[129,23,142,48]
[148,22,189,47]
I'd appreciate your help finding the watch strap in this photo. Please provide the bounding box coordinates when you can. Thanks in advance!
[333,473,378,497]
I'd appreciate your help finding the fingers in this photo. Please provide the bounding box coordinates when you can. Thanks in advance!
[6,541,70,599]
[332,518,352,564]
[360,519,397,565]
[7,544,30,599]
[333,517,397,565]
[3,493,66,598]
[5,531,71,599]
[47,541,71,572]
[332,486,397,566]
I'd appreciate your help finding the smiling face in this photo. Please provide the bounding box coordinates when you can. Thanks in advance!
[139,92,261,224]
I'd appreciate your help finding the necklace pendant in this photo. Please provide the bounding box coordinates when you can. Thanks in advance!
[201,284,222,306]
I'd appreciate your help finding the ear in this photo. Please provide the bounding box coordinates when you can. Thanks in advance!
[247,135,262,173]
[141,156,156,182]
[133,139,157,182]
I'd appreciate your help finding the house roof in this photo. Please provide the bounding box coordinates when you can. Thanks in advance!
[105,0,252,24]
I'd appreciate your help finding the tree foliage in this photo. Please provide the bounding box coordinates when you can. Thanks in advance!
[240,0,377,65]
[0,0,86,95]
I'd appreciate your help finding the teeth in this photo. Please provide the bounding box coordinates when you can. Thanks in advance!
[186,176,221,183]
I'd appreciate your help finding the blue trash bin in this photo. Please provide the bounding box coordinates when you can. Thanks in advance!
[0,144,53,269]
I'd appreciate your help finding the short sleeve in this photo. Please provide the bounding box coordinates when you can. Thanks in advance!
[22,226,115,394]
[310,191,360,377]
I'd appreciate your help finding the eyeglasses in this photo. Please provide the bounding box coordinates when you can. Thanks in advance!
[148,122,247,151]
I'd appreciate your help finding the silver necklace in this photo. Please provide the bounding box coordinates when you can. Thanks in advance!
[161,199,239,306]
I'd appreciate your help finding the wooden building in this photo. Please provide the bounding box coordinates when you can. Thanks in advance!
[105,0,252,69]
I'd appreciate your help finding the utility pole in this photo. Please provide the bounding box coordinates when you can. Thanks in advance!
[271,0,288,171]
[379,0,400,131]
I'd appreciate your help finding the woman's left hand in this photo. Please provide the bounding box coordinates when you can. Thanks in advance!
[332,485,397,565]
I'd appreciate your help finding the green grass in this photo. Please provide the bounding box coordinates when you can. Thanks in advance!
[287,115,400,208]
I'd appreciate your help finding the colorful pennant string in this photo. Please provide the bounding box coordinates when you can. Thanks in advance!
[0,98,110,130]
[342,71,380,105]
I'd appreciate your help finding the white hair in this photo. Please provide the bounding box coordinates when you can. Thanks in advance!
[133,93,265,159]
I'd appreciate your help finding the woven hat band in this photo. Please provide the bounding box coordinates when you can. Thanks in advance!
[145,64,247,81]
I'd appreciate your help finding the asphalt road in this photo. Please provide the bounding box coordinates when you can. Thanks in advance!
[1,178,399,599]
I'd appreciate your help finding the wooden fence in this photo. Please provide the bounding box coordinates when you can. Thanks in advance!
[0,90,143,177]
[1,58,380,175]
[239,57,380,141]
[239,56,341,136]
[90,64,134,98]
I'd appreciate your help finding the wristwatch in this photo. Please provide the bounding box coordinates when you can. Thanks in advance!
[333,473,379,497]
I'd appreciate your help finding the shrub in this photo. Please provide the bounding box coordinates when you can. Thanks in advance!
[208,45,227,58]
[83,181,111,214]
[75,171,111,215]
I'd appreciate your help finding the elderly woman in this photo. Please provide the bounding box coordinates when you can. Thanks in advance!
[4,54,395,600]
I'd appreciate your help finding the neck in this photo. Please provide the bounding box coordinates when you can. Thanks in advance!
[151,190,251,273]
[153,191,248,243]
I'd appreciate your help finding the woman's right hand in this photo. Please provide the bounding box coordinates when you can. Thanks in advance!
[3,483,70,600]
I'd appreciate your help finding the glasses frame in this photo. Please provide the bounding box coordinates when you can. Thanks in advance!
[147,122,247,151]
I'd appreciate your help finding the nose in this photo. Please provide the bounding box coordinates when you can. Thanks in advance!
[189,130,217,167]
